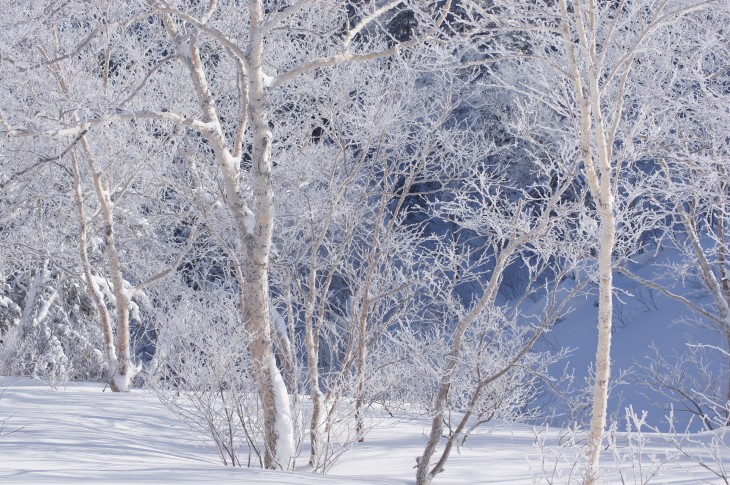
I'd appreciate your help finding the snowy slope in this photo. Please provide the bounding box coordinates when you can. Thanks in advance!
[540,247,723,431]
[1,378,729,484]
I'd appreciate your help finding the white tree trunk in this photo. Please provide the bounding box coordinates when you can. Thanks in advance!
[556,2,618,480]
[585,205,615,485]
[158,2,296,466]
[304,272,324,467]
[243,1,295,469]
[71,151,117,372]
[40,44,135,391]
[79,136,134,392]
[415,251,513,485]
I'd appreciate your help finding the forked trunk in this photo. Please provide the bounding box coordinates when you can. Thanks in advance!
[243,1,295,467]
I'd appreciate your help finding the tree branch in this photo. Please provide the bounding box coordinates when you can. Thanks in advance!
[132,226,200,294]
[270,38,419,89]
[616,266,722,325]
[2,109,213,138]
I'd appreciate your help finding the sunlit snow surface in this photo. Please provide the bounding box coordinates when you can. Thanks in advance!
[1,377,728,484]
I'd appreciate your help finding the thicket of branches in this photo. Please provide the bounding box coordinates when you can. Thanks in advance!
[0,1,727,484]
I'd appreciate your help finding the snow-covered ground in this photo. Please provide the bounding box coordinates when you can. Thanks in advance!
[1,377,728,484]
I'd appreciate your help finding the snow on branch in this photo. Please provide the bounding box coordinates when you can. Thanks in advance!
[1,110,214,139]
[270,38,419,89]
[148,6,248,65]
[343,0,404,47]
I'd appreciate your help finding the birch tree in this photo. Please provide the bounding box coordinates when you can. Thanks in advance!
[268,59,477,468]
[479,1,722,482]
[0,1,200,390]
[413,169,585,484]
[0,0,468,470]
[620,7,730,424]
[550,3,721,481]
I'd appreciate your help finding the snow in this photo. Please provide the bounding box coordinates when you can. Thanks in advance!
[112,369,135,393]
[262,72,276,88]
[91,274,116,305]
[243,207,256,235]
[92,348,104,363]
[269,357,296,469]
[1,377,729,484]
[0,295,21,319]
[176,35,193,61]
[271,306,291,354]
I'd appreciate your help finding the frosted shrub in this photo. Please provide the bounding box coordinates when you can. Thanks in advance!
[664,409,730,485]
[150,285,291,468]
[609,407,674,485]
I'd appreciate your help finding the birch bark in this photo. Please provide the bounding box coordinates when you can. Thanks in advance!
[554,2,619,480]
